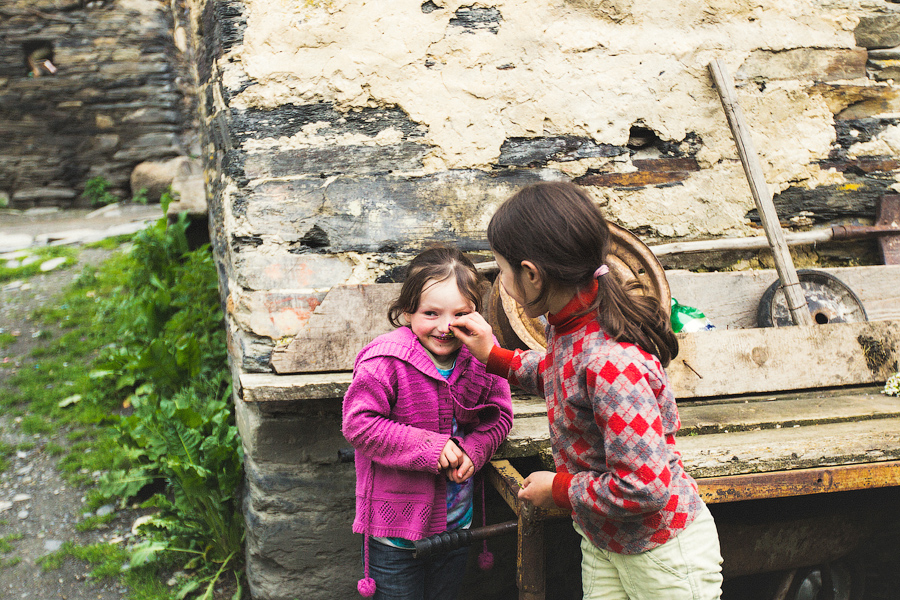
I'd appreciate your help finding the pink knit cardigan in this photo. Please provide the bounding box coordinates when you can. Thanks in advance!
[342,326,513,541]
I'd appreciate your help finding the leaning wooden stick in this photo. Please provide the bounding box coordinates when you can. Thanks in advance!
[708,59,813,326]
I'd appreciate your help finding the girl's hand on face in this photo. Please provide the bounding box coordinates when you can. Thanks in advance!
[439,439,464,471]
[449,312,494,365]
[517,471,557,509]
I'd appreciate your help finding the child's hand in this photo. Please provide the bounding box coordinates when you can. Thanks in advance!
[517,471,557,509]
[446,452,475,484]
[439,439,464,471]
[449,312,494,365]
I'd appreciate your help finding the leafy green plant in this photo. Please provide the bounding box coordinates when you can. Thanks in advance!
[82,176,118,207]
[4,210,244,598]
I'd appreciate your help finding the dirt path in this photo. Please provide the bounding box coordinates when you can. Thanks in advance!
[0,245,142,599]
[0,205,165,599]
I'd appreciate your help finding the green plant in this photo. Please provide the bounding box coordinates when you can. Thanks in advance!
[0,533,23,553]
[132,188,149,205]
[82,176,118,207]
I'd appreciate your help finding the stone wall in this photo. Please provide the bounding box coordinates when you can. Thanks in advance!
[186,1,900,598]
[0,0,196,208]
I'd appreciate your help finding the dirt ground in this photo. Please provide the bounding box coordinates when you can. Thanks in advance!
[0,206,162,599]
[0,244,138,599]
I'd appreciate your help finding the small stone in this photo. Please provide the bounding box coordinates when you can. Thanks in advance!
[44,540,63,552]
[39,257,67,272]
[95,503,115,517]
[0,501,12,512]
[17,510,28,520]
[13,493,31,502]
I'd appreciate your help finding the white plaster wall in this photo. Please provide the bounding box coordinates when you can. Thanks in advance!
[212,0,899,241]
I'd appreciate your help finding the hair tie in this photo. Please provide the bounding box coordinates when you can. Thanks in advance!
[593,265,609,278]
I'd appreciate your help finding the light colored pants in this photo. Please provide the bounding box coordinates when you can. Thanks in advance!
[576,504,723,600]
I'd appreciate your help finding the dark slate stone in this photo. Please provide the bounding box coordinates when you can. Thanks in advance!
[229,103,426,144]
[830,118,899,160]
[497,136,625,167]
[288,224,331,254]
[243,141,430,179]
[746,175,890,224]
[231,234,264,253]
[449,6,503,34]
[217,0,247,54]
[421,1,443,13]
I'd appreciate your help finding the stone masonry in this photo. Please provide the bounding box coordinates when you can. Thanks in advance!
[0,0,196,208]
[184,1,900,598]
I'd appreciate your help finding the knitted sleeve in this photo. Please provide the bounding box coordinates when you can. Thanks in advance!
[507,348,546,398]
[342,356,447,474]
[566,350,673,521]
[456,372,513,471]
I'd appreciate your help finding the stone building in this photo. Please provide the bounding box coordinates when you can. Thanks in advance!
[0,0,196,208]
[183,1,900,599]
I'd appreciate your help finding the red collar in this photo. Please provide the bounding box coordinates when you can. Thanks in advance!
[547,280,598,335]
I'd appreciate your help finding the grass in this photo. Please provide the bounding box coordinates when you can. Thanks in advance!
[0,246,77,284]
[1,228,244,599]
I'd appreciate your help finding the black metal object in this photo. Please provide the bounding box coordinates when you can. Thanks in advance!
[757,269,868,327]
[412,520,518,559]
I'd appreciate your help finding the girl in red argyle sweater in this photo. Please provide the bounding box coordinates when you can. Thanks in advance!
[451,181,723,599]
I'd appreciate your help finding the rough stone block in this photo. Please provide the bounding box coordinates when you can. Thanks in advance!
[243,461,359,600]
[241,169,549,254]
[868,58,900,82]
[230,251,355,291]
[235,399,347,465]
[736,48,867,82]
[856,15,900,49]
[229,289,325,340]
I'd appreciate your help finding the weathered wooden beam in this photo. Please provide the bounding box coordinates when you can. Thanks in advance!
[697,461,900,504]
[668,319,900,398]
[666,265,900,328]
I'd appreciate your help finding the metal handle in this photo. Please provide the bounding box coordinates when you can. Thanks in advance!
[412,520,518,559]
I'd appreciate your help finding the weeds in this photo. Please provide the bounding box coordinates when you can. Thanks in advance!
[81,176,118,207]
[2,211,244,598]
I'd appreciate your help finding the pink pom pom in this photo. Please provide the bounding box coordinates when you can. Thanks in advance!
[478,550,494,571]
[358,576,376,597]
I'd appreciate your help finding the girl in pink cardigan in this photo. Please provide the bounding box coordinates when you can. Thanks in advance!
[342,245,513,599]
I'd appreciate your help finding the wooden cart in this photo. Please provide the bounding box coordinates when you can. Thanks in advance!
[246,264,900,599]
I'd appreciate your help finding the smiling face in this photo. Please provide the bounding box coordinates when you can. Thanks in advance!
[404,276,475,358]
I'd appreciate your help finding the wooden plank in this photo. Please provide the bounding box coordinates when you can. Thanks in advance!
[677,417,900,478]
[495,408,900,484]
[668,319,900,398]
[269,284,400,374]
[697,461,900,504]
[667,265,900,329]
[241,371,352,402]
[678,387,900,433]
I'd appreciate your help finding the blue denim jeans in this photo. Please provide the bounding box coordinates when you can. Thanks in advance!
[365,539,469,600]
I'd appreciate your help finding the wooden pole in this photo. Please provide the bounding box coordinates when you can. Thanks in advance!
[708,59,813,326]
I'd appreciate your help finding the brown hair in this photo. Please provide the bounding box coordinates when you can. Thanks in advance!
[387,245,484,328]
[487,181,678,366]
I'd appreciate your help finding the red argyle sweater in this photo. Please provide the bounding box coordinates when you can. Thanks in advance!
[487,282,703,555]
